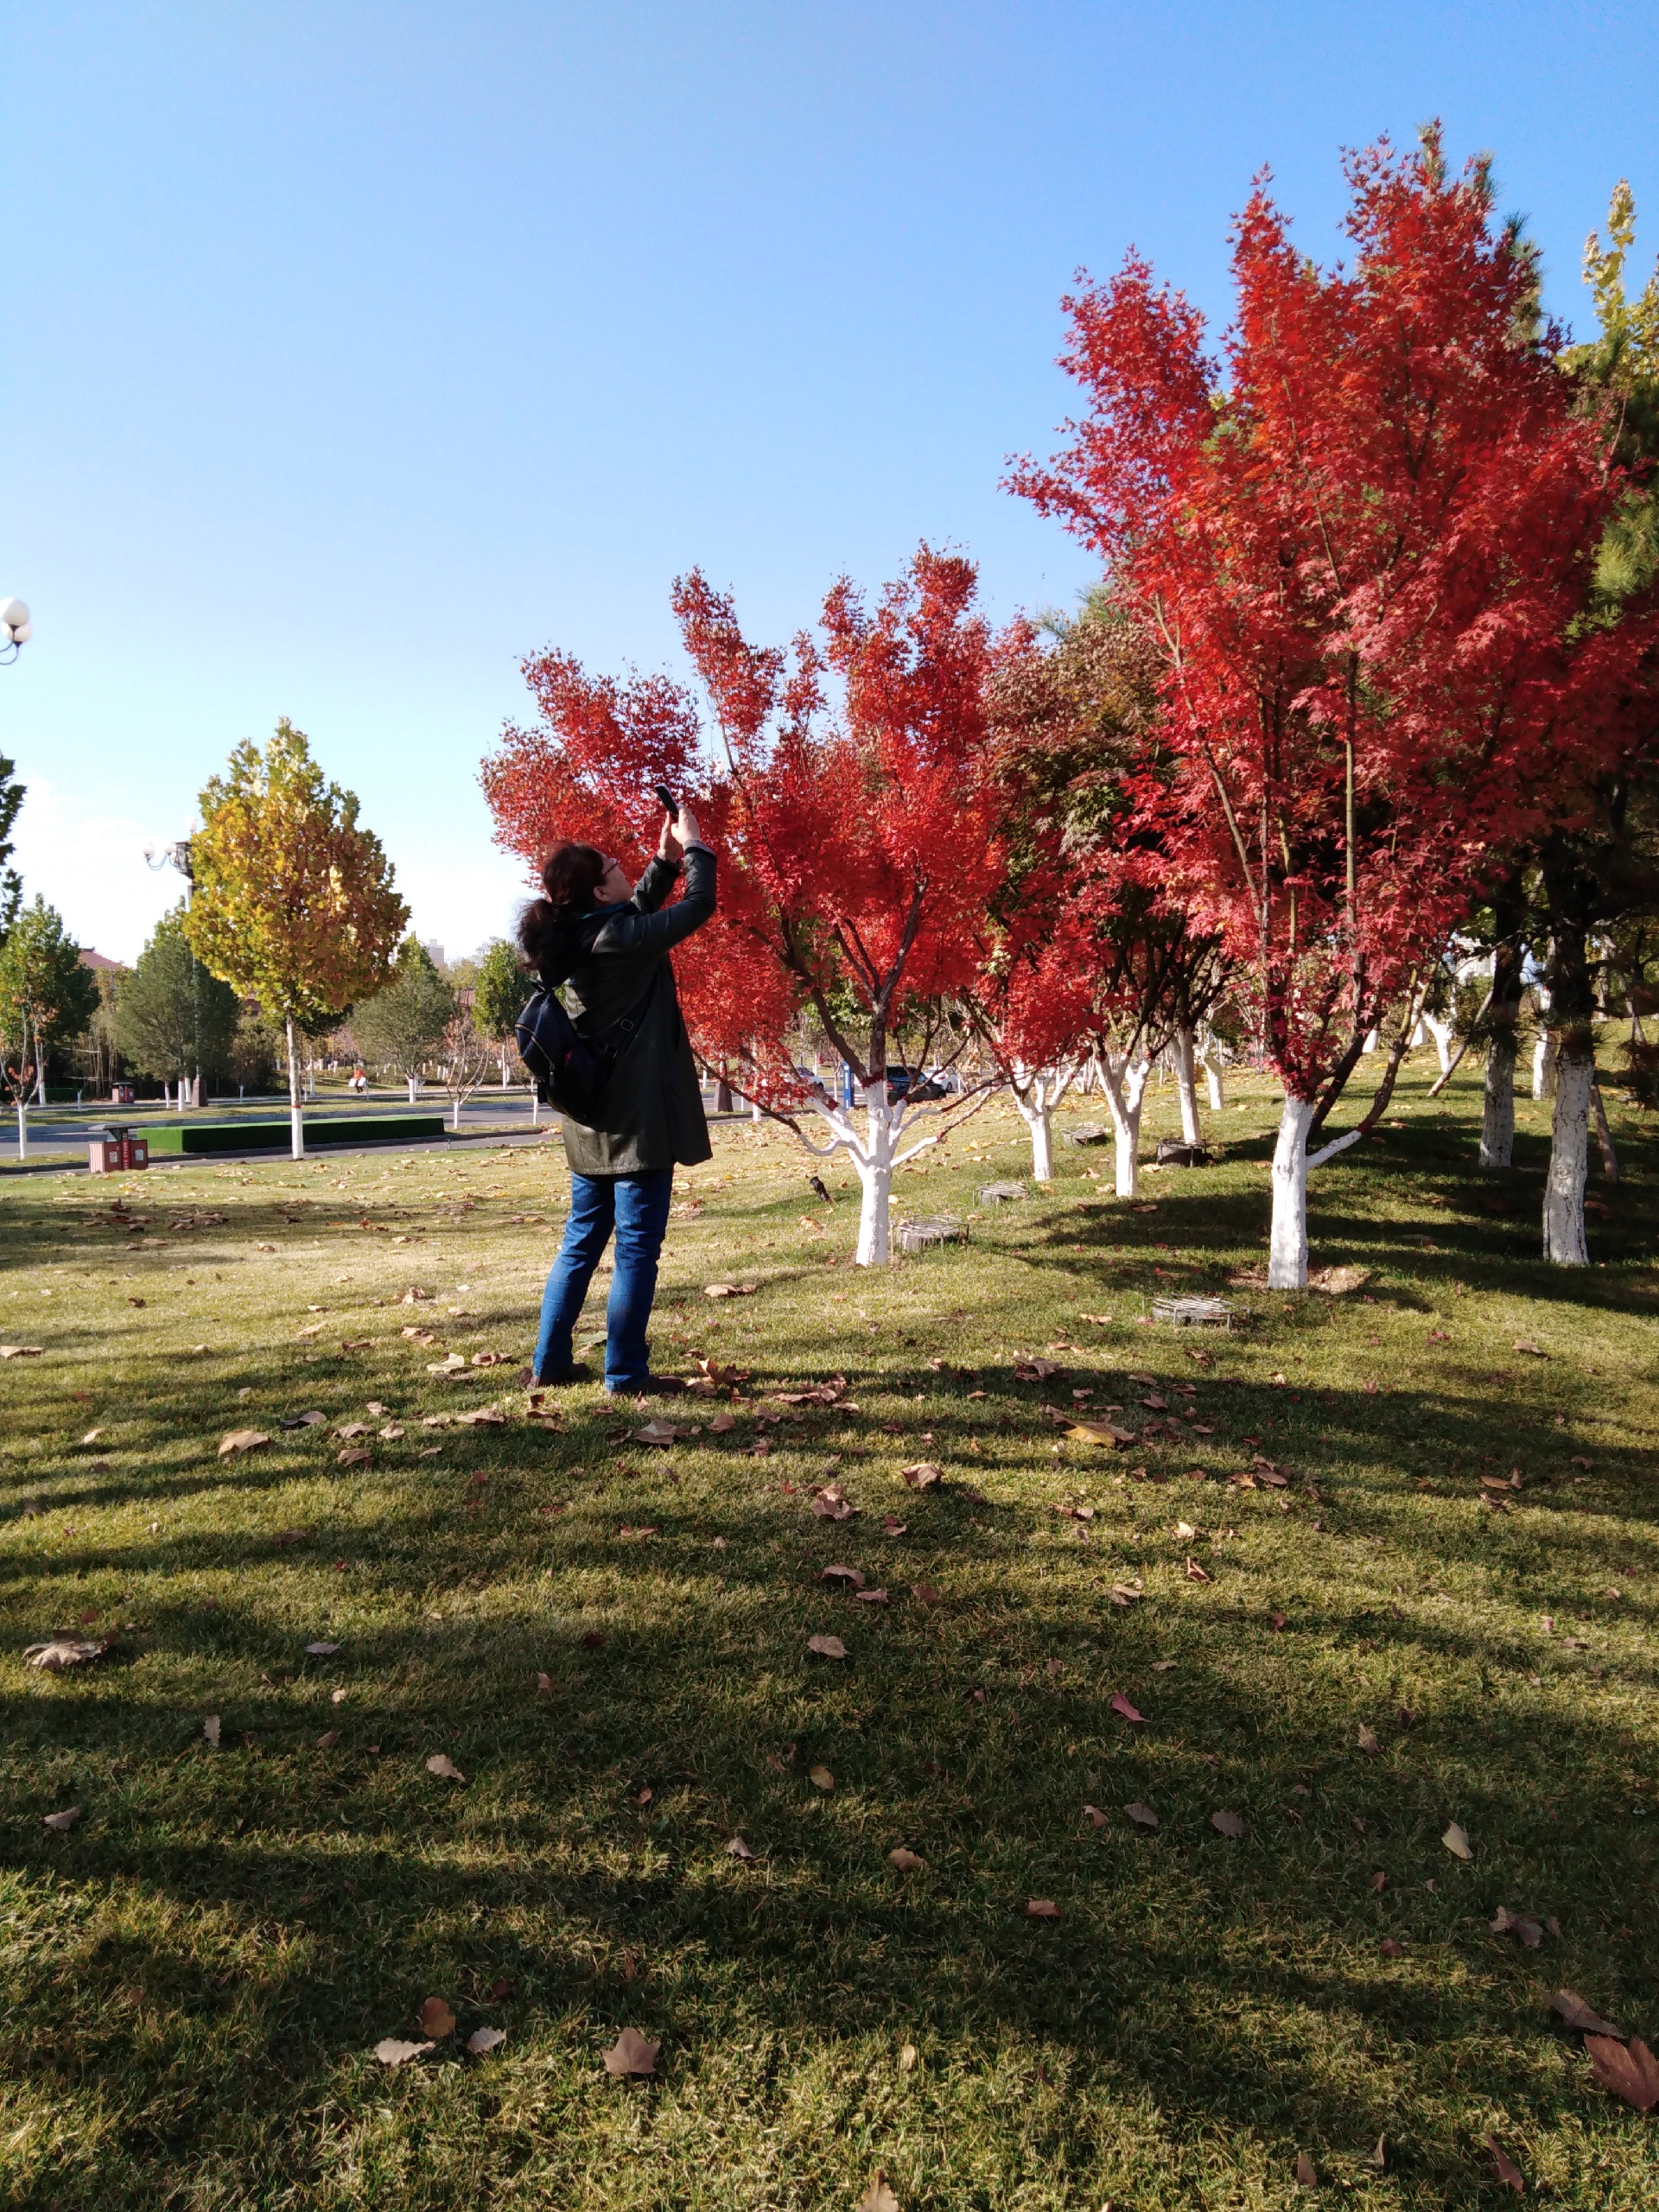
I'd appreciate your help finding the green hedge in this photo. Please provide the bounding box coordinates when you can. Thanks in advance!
[143,1115,446,1155]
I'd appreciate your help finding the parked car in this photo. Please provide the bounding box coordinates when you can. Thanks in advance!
[886,1065,950,1103]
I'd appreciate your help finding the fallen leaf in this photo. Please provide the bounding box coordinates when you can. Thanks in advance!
[1485,2138,1525,2193]
[466,2025,507,2055]
[41,1807,82,1832]
[857,2177,900,2212]
[811,1484,856,1522]
[1362,2137,1387,2171]
[709,1410,736,1433]
[822,1564,866,1588]
[899,2041,918,2071]
[808,1764,835,1790]
[900,1461,944,1489]
[888,1846,925,1871]
[726,1834,755,1859]
[1586,2033,1659,2112]
[1441,1821,1474,1862]
[315,1729,340,1748]
[1185,1558,1211,1583]
[23,1637,109,1670]
[419,1997,457,2038]
[1025,1897,1060,1920]
[0,1344,45,1357]
[1082,1803,1109,1828]
[1514,1339,1548,1358]
[1125,1802,1160,1831]
[378,1423,406,1440]
[603,2027,659,2076]
[1370,1870,1386,1892]
[338,1446,372,1467]
[1294,2151,1318,2186]
[304,1640,341,1656]
[1380,1936,1403,1957]
[855,1586,889,1605]
[1109,1692,1147,1724]
[425,1753,466,1782]
[807,1633,848,1660]
[1549,1989,1624,2037]
[1492,1905,1544,1948]
[1357,1723,1381,1756]
[203,1714,220,1749]
[703,1281,758,1299]
[218,1429,270,1458]
[1065,1421,1135,1446]
[1211,1809,1246,1839]
[373,2037,433,2067]
[1108,1584,1141,1607]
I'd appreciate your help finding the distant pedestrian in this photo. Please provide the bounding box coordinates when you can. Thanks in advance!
[517,804,715,1393]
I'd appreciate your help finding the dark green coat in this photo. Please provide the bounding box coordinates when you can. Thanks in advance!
[550,846,715,1177]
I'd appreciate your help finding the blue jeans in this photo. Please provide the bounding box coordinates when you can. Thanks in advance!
[533,1169,674,1392]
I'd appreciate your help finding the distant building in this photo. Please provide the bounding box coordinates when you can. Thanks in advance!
[421,938,446,970]
[79,948,124,973]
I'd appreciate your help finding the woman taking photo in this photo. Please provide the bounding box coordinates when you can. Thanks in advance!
[518,804,715,1393]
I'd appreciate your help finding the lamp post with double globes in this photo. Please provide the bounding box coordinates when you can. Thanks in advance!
[0,599,30,664]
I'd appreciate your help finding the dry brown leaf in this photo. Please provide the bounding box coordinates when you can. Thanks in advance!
[1441,1821,1474,1862]
[218,1428,270,1458]
[632,1420,681,1444]
[1109,1692,1147,1724]
[808,1764,835,1790]
[857,2176,901,2212]
[1369,1870,1386,1893]
[1549,1989,1624,2037]
[373,2037,434,2066]
[1211,1809,1246,1839]
[1379,1936,1404,1957]
[24,1637,108,1670]
[811,1484,856,1522]
[467,2025,507,2055]
[1025,1897,1059,1920]
[1065,1421,1135,1446]
[1108,1584,1141,1607]
[726,1834,755,1859]
[603,2025,660,2076]
[1083,1803,1109,1828]
[425,1753,466,1782]
[1185,1558,1211,1584]
[855,1586,889,1605]
[807,1633,848,1661]
[1357,1723,1381,1756]
[888,1846,925,1871]
[1485,2138,1525,2193]
[703,1281,758,1299]
[41,1806,82,1832]
[315,1729,340,1748]
[338,1446,373,1467]
[419,1997,457,2038]
[910,1581,942,1605]
[900,1461,944,1489]
[0,1344,45,1358]
[1586,2033,1659,2112]
[1492,1905,1544,1948]
[822,1564,866,1588]
[1514,1339,1548,1358]
[709,1410,736,1433]
[1294,2151,1318,2187]
[202,1714,220,1749]
[1125,1802,1160,1831]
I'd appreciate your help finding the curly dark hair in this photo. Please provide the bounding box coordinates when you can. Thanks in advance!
[517,842,608,972]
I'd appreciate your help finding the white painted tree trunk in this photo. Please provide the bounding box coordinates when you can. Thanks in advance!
[1098,1054,1150,1198]
[1361,1028,1378,1055]
[407,1075,422,1103]
[286,1015,306,1160]
[854,1081,893,1266]
[1542,1050,1592,1266]
[499,1045,511,1088]
[1421,1014,1453,1077]
[16,1101,27,1160]
[1480,1031,1516,1169]
[1172,1025,1203,1144]
[1268,1096,1316,1288]
[1010,1064,1076,1182]
[1531,1034,1556,1100]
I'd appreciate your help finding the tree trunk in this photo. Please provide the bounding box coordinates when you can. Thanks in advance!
[1480,1030,1517,1169]
[1172,1025,1203,1144]
[855,1081,893,1266]
[1268,1095,1316,1288]
[286,1015,305,1159]
[715,1067,734,1113]
[1014,1095,1054,1181]
[1421,1014,1453,1077]
[407,1075,421,1103]
[452,1096,463,1130]
[1532,1034,1556,1099]
[1099,1055,1149,1198]
[16,1100,27,1160]
[1543,1037,1592,1265]
[499,1045,510,1088]
[1205,1057,1224,1110]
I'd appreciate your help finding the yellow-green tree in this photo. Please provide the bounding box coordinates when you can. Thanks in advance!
[184,721,408,1156]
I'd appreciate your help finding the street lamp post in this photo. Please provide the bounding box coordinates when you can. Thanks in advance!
[0,599,31,664]
[145,838,202,1109]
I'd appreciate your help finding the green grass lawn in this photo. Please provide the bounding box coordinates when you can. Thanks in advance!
[2,1066,1656,2210]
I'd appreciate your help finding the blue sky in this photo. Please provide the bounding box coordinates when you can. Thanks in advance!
[4,1,1656,962]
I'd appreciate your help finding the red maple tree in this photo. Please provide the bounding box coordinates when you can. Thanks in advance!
[481,546,1014,1263]
[1013,130,1651,1283]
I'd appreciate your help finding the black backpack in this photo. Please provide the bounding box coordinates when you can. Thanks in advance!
[515,925,658,1127]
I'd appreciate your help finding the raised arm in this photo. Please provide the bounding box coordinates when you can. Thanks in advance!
[602,844,716,958]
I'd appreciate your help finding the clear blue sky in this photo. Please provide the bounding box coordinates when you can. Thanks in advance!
[4,1,1656,963]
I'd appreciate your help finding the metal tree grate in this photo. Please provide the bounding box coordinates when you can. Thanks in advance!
[1151,1294,1235,1330]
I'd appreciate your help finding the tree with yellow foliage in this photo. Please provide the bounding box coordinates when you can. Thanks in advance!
[184,721,407,1156]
